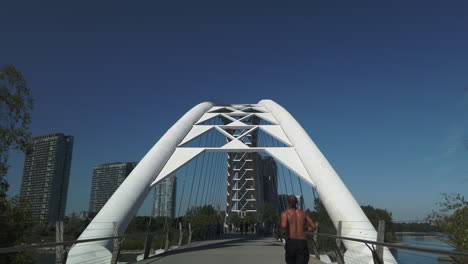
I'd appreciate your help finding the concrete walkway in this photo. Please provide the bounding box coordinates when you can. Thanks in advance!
[136,235,325,264]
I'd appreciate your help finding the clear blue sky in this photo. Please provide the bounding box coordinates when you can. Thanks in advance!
[2,0,467,221]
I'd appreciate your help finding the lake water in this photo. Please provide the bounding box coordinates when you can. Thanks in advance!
[394,235,455,264]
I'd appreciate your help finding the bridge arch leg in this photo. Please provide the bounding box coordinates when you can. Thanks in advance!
[66,101,214,264]
[259,99,397,264]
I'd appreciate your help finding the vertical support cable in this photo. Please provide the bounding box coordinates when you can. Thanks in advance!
[200,131,216,205]
[208,151,220,207]
[287,167,296,195]
[186,136,201,215]
[176,163,189,218]
[214,151,225,210]
[297,173,305,204]
[207,132,223,206]
[194,134,209,207]
[269,133,289,195]
[217,151,227,211]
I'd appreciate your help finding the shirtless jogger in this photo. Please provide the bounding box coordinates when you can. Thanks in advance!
[280,195,317,264]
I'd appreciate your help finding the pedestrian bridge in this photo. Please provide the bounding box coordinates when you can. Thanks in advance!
[2,100,467,263]
[66,100,397,264]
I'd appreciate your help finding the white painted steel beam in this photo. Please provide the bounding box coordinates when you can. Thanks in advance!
[195,113,220,124]
[178,125,214,146]
[151,148,205,186]
[207,106,226,112]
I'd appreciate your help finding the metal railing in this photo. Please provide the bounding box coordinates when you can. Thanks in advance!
[0,223,221,264]
[307,232,468,258]
[304,231,468,264]
[2,223,467,264]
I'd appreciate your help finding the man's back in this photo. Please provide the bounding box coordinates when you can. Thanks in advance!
[280,196,317,264]
[281,208,315,240]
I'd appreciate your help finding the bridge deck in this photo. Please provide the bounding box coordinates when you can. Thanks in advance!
[136,235,324,264]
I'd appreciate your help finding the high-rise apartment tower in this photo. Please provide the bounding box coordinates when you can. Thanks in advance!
[89,162,138,217]
[20,133,73,223]
[153,174,177,218]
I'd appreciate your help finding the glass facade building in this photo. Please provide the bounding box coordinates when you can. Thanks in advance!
[153,174,177,218]
[20,133,74,223]
[259,156,279,213]
[89,162,138,217]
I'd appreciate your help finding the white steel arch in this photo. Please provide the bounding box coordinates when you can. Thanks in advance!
[67,100,397,264]
[67,101,215,264]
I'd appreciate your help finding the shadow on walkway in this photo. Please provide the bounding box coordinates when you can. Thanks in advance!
[140,235,281,263]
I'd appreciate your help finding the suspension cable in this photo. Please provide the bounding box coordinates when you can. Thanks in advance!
[176,162,189,218]
[200,129,216,206]
[185,135,202,215]
[193,133,209,207]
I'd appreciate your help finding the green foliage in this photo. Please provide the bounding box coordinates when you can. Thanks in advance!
[0,196,34,264]
[230,213,241,226]
[243,212,257,225]
[308,198,337,235]
[361,205,395,242]
[63,217,91,240]
[307,198,337,251]
[186,205,220,229]
[185,205,221,240]
[0,64,34,264]
[0,196,32,247]
[261,202,278,225]
[22,222,55,244]
[0,64,33,190]
[260,203,278,234]
[125,216,167,233]
[307,198,396,252]
[119,216,169,250]
[120,236,147,250]
[429,193,468,253]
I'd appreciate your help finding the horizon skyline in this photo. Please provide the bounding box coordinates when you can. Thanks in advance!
[2,1,467,222]
[6,96,465,223]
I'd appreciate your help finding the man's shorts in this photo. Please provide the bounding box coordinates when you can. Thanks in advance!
[285,238,309,264]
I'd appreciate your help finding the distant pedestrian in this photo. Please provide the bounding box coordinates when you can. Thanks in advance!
[216,222,222,237]
[244,222,249,235]
[229,223,233,234]
[240,221,244,235]
[281,195,317,264]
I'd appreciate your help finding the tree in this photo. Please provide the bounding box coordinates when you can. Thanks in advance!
[0,64,33,186]
[230,213,241,226]
[64,217,91,240]
[429,193,468,253]
[361,205,395,242]
[244,212,256,223]
[185,205,221,240]
[0,64,34,264]
[308,198,396,251]
[307,198,337,251]
[308,198,337,235]
[261,202,277,224]
[261,202,278,233]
